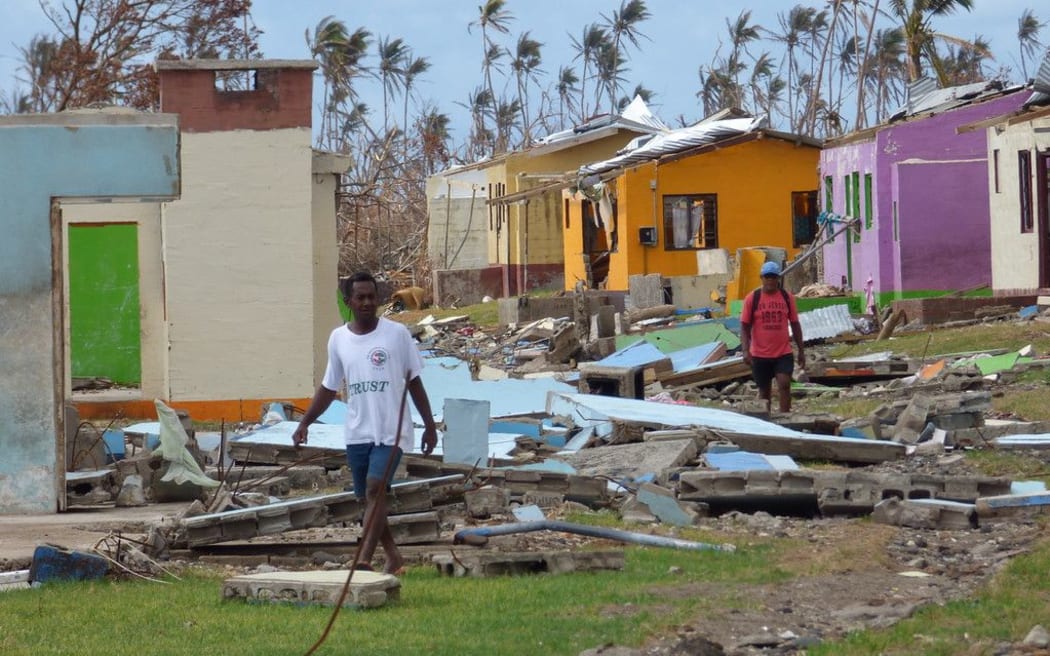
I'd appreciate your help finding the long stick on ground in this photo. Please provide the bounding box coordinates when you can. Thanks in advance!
[303,373,412,656]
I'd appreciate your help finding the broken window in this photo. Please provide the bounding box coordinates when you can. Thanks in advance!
[662,194,717,250]
[791,190,819,247]
[1020,149,1034,233]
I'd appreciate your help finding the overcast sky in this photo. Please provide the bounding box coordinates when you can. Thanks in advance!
[0,0,1043,139]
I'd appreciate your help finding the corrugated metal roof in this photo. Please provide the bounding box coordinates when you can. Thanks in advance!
[890,80,1018,121]
[580,117,764,176]
[797,303,855,342]
[535,95,667,147]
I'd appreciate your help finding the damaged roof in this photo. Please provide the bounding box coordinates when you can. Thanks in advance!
[888,78,1008,120]
[578,117,821,177]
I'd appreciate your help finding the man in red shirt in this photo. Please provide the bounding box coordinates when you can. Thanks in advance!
[740,261,805,413]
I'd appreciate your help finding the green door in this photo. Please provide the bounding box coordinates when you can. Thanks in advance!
[68,224,142,385]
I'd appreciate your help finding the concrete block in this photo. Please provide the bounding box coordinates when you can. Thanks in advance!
[577,363,646,399]
[592,305,617,339]
[522,491,565,508]
[222,569,400,608]
[66,469,117,506]
[628,273,664,309]
[464,485,510,518]
[872,498,977,530]
[432,550,625,577]
[556,439,697,482]
[387,511,441,544]
[894,395,932,443]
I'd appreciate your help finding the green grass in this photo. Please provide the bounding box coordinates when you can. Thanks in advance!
[810,534,1050,656]
[0,545,783,656]
[993,387,1050,421]
[965,450,1050,482]
[829,323,1050,360]
[794,396,884,419]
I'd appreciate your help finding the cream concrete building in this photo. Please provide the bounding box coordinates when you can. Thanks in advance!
[71,60,347,421]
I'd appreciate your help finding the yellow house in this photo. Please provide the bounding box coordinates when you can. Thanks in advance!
[563,119,821,292]
[428,98,666,301]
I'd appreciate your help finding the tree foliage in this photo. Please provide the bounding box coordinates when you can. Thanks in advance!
[20,0,259,112]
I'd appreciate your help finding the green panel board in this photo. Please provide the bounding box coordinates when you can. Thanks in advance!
[68,224,141,384]
[615,322,740,352]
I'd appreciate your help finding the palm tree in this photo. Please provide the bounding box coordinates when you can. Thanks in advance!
[376,35,408,130]
[570,23,609,119]
[725,10,762,100]
[417,107,451,175]
[849,0,880,130]
[1018,9,1045,81]
[887,0,976,84]
[306,17,370,150]
[602,0,651,112]
[594,39,629,113]
[469,0,514,154]
[401,53,430,161]
[510,31,543,144]
[863,27,907,123]
[616,84,654,112]
[772,5,819,132]
[555,65,579,128]
[803,2,842,135]
[494,97,523,152]
[458,86,494,159]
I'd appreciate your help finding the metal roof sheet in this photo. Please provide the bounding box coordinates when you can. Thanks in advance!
[797,303,855,342]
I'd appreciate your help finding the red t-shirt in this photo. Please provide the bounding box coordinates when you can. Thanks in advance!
[740,289,799,359]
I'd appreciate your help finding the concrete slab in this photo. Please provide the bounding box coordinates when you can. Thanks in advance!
[432,549,625,577]
[553,439,697,481]
[976,492,1050,517]
[677,469,1010,516]
[222,569,399,608]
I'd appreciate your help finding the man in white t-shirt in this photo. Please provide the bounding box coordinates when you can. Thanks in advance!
[293,271,437,574]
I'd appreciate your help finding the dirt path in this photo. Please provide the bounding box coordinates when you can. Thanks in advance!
[0,502,190,567]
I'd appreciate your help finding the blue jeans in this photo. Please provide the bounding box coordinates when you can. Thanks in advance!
[346,443,402,499]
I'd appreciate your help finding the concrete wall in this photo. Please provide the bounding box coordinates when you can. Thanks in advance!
[822,91,1026,297]
[311,152,349,384]
[426,168,490,271]
[0,112,180,513]
[565,137,820,292]
[987,115,1050,291]
[163,128,315,401]
[819,138,877,290]
[434,266,506,307]
[897,159,991,291]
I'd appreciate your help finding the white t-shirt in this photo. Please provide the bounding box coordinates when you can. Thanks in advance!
[321,318,424,450]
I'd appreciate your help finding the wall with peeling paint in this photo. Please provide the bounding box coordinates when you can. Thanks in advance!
[0,111,180,514]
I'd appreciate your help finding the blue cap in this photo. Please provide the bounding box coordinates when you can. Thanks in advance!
[760,261,781,277]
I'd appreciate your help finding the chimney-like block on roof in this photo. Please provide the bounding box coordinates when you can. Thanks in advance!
[156,59,316,132]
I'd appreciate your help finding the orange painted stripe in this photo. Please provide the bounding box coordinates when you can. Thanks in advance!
[74,398,316,423]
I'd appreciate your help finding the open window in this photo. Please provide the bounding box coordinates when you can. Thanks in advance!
[662,194,717,250]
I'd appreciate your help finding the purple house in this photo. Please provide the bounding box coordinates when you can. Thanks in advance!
[819,81,1029,302]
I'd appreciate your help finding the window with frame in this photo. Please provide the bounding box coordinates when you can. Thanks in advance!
[863,173,873,230]
[824,176,834,241]
[1020,149,1033,233]
[851,171,861,242]
[662,194,717,250]
[792,190,818,247]
[993,149,1000,194]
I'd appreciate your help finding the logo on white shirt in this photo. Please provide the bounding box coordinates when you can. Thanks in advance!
[368,347,389,368]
